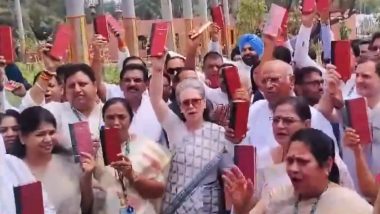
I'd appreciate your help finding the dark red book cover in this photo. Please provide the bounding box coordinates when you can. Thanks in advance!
[345,98,372,144]
[49,24,72,61]
[14,181,44,214]
[69,121,94,163]
[0,25,15,63]
[229,101,249,139]
[221,65,241,100]
[211,5,225,29]
[100,126,122,165]
[302,0,316,14]
[106,13,122,37]
[317,0,330,12]
[331,40,351,82]
[149,22,169,57]
[94,15,110,42]
[234,145,256,184]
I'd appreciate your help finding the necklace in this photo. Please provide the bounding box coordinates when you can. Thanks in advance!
[293,183,330,214]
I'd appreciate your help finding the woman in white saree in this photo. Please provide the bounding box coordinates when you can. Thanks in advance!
[224,128,373,214]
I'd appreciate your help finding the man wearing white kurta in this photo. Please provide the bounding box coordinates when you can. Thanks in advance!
[244,60,336,153]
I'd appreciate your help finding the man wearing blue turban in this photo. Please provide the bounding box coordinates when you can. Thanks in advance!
[236,34,264,96]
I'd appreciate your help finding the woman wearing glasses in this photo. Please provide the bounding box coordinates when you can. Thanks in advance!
[150,55,236,213]
[253,97,353,202]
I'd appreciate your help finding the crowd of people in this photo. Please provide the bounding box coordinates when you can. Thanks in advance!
[2,6,380,214]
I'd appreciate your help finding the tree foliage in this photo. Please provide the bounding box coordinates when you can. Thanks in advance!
[237,0,267,34]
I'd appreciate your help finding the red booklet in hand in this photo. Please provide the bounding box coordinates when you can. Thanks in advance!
[149,22,169,57]
[69,121,94,163]
[50,24,72,61]
[234,145,256,184]
[106,13,122,37]
[317,0,330,12]
[263,4,287,38]
[100,126,122,165]
[345,97,372,144]
[229,101,249,139]
[331,40,351,82]
[221,65,241,100]
[94,15,110,41]
[0,25,15,63]
[14,181,44,214]
[302,0,316,14]
[211,5,225,29]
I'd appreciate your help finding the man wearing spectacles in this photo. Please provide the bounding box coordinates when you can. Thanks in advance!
[294,66,324,106]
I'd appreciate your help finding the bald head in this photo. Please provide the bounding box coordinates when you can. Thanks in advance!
[262,60,293,76]
[260,60,295,106]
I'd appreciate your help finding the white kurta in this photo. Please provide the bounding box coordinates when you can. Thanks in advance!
[244,100,337,153]
[20,91,103,150]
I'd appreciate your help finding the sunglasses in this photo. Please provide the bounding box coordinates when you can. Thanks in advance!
[181,98,203,107]
[167,67,184,75]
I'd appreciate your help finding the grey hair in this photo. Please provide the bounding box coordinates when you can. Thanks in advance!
[175,78,206,102]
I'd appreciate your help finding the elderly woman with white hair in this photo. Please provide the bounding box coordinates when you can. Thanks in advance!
[0,135,56,213]
[150,55,237,213]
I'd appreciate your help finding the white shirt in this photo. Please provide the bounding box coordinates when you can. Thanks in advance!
[204,86,229,106]
[20,91,103,150]
[342,74,360,99]
[105,83,124,100]
[129,95,163,143]
[244,99,337,153]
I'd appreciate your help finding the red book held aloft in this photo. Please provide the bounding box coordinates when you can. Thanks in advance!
[345,97,372,144]
[221,65,241,100]
[100,126,122,165]
[302,0,316,14]
[211,5,225,29]
[49,24,72,61]
[0,25,15,63]
[14,181,44,214]
[149,22,169,57]
[234,145,256,185]
[331,40,351,82]
[229,101,249,139]
[69,121,94,163]
[94,15,110,41]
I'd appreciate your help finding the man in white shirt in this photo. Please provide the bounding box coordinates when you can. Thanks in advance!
[245,60,336,153]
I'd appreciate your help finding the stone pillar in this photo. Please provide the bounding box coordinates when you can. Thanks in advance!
[122,0,139,56]
[182,0,193,54]
[222,0,231,56]
[199,0,210,56]
[65,0,89,63]
[160,0,176,51]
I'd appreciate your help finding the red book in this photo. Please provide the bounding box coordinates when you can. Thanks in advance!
[14,181,44,214]
[106,13,122,37]
[211,5,225,29]
[221,65,241,100]
[0,26,15,63]
[317,0,330,12]
[69,121,94,163]
[94,15,110,41]
[263,4,287,38]
[302,0,316,14]
[100,126,122,165]
[331,40,351,82]
[189,22,212,40]
[234,145,256,184]
[49,24,72,61]
[229,101,249,139]
[345,98,372,144]
[149,22,169,57]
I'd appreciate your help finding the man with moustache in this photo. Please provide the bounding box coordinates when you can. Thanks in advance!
[236,34,264,90]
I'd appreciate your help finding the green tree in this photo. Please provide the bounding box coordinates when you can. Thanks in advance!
[237,0,267,34]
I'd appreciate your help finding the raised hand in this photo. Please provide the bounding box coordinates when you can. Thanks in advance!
[151,51,167,73]
[210,23,221,42]
[38,43,60,73]
[343,127,362,153]
[6,80,26,97]
[222,166,255,214]
[80,152,96,175]
[110,154,134,181]
[91,34,108,60]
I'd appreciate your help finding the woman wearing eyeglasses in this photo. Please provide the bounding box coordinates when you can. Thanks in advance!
[149,55,236,213]
[253,97,353,203]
